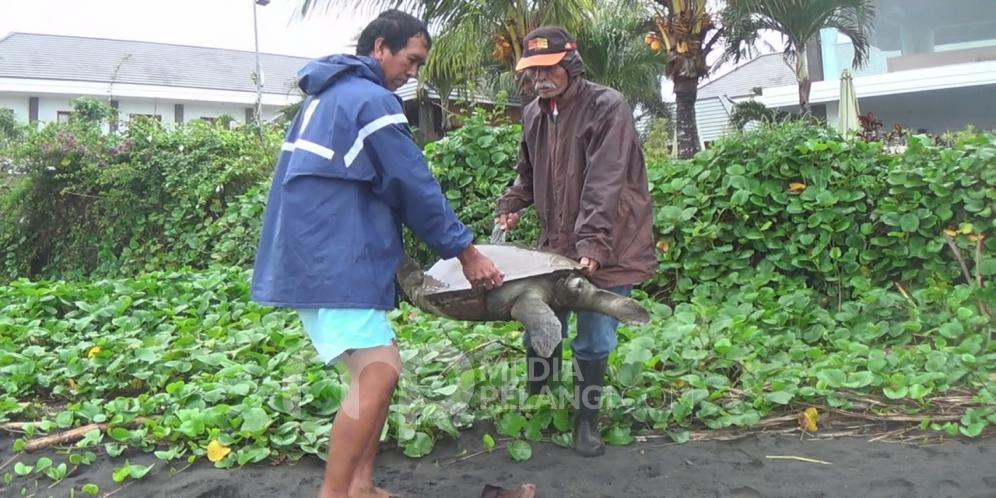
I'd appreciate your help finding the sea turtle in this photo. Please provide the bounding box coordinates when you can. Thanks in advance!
[396,229,651,357]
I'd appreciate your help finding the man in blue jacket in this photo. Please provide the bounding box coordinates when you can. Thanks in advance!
[251,10,504,498]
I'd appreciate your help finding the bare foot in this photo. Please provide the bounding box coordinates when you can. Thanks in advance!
[349,485,399,498]
[481,483,536,498]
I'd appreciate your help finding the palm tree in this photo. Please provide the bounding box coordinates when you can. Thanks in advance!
[296,1,672,134]
[645,0,723,159]
[294,0,593,95]
[577,0,669,121]
[722,0,875,115]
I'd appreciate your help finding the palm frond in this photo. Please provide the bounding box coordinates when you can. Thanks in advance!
[721,0,875,68]
[825,2,876,68]
[577,0,667,106]
[293,0,424,20]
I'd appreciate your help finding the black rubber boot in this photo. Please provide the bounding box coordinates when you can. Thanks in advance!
[527,343,562,396]
[572,357,607,457]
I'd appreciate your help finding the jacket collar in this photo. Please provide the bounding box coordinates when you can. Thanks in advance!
[539,77,586,114]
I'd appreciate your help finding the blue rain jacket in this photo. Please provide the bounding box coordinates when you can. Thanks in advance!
[250,55,472,309]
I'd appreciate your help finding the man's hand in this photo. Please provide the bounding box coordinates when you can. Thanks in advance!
[458,245,504,291]
[495,212,521,230]
[579,257,599,274]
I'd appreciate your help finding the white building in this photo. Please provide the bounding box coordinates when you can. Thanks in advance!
[696,0,996,146]
[0,32,310,128]
[0,32,514,136]
[695,53,796,146]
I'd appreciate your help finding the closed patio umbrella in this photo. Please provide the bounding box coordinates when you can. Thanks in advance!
[838,69,861,135]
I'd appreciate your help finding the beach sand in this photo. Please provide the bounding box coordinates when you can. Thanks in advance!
[3,422,995,498]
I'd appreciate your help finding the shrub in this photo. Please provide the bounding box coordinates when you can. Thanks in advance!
[648,122,995,308]
[411,104,539,266]
[0,111,281,281]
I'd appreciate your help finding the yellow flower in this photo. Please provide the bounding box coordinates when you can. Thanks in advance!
[942,228,958,237]
[788,182,807,193]
[656,239,671,253]
[87,346,102,358]
[207,439,231,463]
[967,233,985,242]
[798,407,819,432]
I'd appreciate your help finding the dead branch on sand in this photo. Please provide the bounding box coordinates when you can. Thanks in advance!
[1,421,41,433]
[765,455,832,465]
[18,417,149,453]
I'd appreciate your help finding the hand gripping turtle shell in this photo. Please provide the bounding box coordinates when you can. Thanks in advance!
[396,227,651,357]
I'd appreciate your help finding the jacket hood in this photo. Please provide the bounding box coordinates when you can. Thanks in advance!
[296,55,385,95]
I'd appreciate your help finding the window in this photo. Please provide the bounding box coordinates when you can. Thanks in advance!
[57,111,72,124]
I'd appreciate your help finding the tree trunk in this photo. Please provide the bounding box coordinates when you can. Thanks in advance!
[673,75,701,159]
[798,77,812,116]
[795,46,812,116]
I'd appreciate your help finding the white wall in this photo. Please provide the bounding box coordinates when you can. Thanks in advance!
[0,93,292,128]
[853,84,996,132]
[183,102,257,124]
[0,95,30,122]
[824,101,840,128]
[696,96,740,145]
[38,96,78,123]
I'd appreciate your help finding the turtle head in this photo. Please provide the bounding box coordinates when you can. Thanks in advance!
[396,252,425,299]
[396,252,449,315]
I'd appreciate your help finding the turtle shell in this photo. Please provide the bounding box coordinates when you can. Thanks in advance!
[422,244,581,295]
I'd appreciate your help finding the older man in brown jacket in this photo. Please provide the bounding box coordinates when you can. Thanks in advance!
[495,26,658,457]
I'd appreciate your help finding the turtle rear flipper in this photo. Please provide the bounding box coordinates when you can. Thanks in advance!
[589,287,651,325]
[510,289,563,358]
[559,275,651,325]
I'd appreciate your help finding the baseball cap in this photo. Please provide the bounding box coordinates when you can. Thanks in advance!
[514,26,578,71]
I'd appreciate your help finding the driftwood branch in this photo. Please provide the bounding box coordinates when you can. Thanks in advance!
[1,421,36,432]
[20,417,148,453]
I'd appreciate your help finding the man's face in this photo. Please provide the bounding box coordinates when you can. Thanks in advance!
[371,34,428,91]
[525,63,569,99]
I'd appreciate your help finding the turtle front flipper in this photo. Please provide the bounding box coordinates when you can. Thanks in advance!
[510,289,563,358]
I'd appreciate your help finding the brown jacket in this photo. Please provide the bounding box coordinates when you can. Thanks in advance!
[496,77,657,288]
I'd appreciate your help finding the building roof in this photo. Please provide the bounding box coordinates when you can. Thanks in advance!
[0,32,311,96]
[698,53,796,100]
[0,32,521,107]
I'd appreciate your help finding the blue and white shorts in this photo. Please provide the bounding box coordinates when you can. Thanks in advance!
[295,308,397,364]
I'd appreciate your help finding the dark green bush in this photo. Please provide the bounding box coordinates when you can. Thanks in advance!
[407,104,539,266]
[649,122,995,307]
[0,112,282,281]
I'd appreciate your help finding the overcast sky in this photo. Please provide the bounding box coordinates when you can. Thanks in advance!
[0,0,373,58]
[1,0,784,101]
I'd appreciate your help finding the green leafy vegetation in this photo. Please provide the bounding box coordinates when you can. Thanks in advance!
[0,103,281,281]
[0,104,993,491]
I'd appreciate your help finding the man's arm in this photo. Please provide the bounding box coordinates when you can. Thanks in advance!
[361,105,472,259]
[574,98,637,268]
[359,95,504,288]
